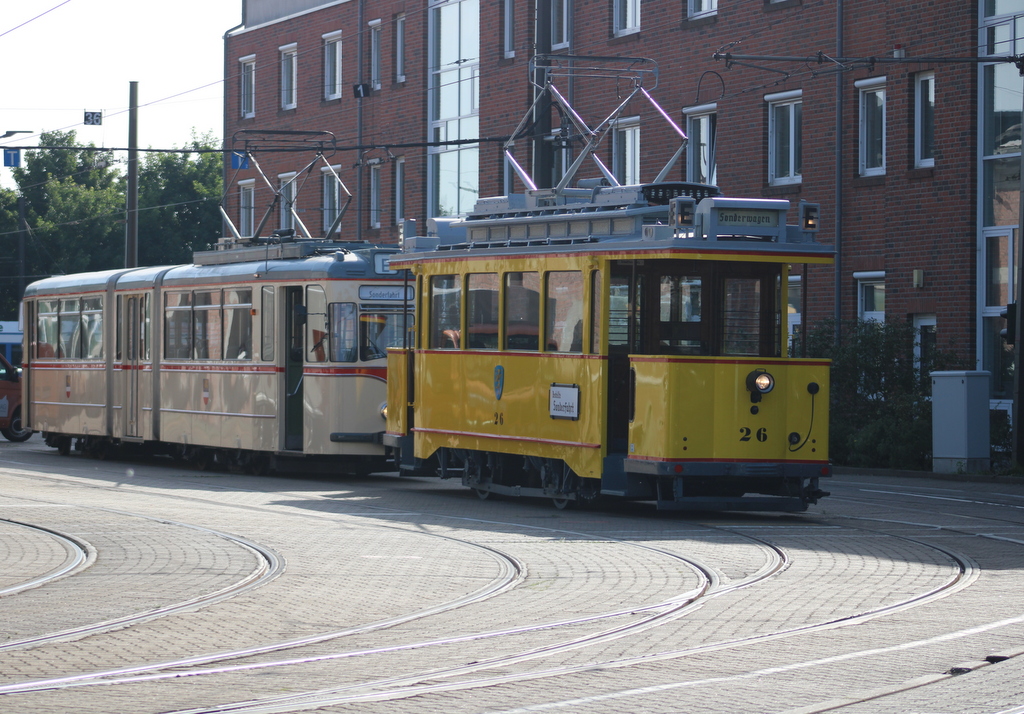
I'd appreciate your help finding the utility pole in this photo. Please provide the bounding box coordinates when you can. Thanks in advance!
[17,193,27,302]
[125,81,139,268]
[532,0,553,188]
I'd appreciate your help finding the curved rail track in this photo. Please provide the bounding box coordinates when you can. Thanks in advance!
[0,448,1022,714]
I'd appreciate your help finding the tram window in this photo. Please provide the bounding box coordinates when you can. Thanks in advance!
[467,273,499,349]
[36,300,58,358]
[721,278,761,356]
[608,276,632,350]
[504,272,540,351]
[590,271,602,354]
[224,289,253,360]
[81,297,103,360]
[545,271,583,353]
[360,312,412,360]
[658,275,702,355]
[261,287,275,362]
[58,299,81,359]
[164,292,193,360]
[306,285,329,363]
[142,294,151,361]
[116,296,122,361]
[193,290,222,360]
[430,275,462,349]
[329,302,357,362]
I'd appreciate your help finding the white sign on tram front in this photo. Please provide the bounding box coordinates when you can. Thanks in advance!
[549,383,579,420]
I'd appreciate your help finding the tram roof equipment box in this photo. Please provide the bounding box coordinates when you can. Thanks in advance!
[931,371,990,474]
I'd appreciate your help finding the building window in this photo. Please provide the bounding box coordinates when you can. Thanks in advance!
[915,72,935,168]
[280,44,297,110]
[614,0,640,35]
[239,55,255,119]
[322,166,342,235]
[766,90,802,185]
[855,271,885,322]
[324,32,343,101]
[369,20,383,90]
[553,0,570,48]
[395,15,407,83]
[612,117,640,185]
[279,173,296,231]
[857,76,886,176]
[394,157,406,224]
[239,180,255,237]
[503,0,516,57]
[684,104,717,185]
[369,164,382,229]
[688,0,717,18]
[429,0,480,217]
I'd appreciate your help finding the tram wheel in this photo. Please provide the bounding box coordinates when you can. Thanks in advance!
[552,497,572,510]
[56,436,72,456]
[474,488,490,500]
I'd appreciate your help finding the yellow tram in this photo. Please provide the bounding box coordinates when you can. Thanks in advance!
[385,184,832,511]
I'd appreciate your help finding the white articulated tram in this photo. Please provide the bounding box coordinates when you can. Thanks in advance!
[21,240,412,473]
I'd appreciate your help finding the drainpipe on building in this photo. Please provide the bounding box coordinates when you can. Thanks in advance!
[222,9,245,242]
[356,0,365,241]
[833,0,844,346]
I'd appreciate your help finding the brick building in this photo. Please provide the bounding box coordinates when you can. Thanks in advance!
[222,0,1023,407]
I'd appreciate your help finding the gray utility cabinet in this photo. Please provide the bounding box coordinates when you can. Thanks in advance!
[931,371,990,474]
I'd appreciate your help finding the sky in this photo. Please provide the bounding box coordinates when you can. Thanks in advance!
[0,1,243,188]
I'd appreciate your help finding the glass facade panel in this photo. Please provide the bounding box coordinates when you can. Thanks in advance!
[984,157,1020,226]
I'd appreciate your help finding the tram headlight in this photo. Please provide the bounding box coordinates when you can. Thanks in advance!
[746,369,775,403]
[380,402,389,421]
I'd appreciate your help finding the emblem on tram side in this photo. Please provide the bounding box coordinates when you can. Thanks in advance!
[494,365,504,401]
[202,378,210,406]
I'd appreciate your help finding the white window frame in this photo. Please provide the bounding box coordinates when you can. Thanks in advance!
[279,172,296,231]
[503,0,516,58]
[766,89,802,186]
[239,55,256,119]
[323,32,343,101]
[613,0,640,36]
[915,71,935,168]
[612,116,640,185]
[369,164,382,229]
[395,15,407,83]
[394,156,406,224]
[239,179,256,237]
[279,43,298,110]
[552,0,570,49]
[322,166,342,235]
[854,271,886,323]
[369,20,383,91]
[684,103,717,185]
[688,0,717,19]
[857,76,886,176]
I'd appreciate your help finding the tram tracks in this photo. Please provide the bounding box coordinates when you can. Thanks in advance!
[0,518,92,596]
[0,461,1009,714]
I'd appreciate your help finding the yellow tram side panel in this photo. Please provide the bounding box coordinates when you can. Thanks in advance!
[629,357,830,464]
[412,351,605,480]
[386,348,410,438]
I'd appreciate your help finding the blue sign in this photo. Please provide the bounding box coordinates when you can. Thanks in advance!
[231,151,250,169]
[3,149,20,167]
[493,365,504,401]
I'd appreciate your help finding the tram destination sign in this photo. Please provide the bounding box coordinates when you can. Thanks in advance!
[713,208,779,228]
[359,285,414,301]
[549,383,580,420]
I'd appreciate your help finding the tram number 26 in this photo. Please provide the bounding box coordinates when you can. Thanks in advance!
[739,427,768,443]
[493,412,504,425]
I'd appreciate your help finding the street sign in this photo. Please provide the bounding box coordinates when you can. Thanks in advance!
[84,111,103,125]
[2,149,20,167]
[231,152,250,169]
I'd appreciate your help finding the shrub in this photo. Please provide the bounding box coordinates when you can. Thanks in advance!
[797,319,965,470]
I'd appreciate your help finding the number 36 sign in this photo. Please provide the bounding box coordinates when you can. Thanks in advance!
[84,111,102,125]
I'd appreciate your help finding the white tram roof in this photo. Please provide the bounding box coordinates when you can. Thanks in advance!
[24,243,403,299]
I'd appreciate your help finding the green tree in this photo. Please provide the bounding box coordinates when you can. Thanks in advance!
[137,132,223,265]
[0,188,22,319]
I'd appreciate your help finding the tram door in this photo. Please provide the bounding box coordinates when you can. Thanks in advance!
[123,295,144,438]
[284,287,304,450]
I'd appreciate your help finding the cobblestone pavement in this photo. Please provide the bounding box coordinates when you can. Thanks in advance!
[1,435,1023,714]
